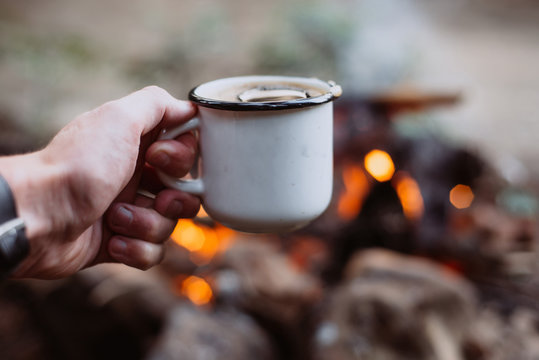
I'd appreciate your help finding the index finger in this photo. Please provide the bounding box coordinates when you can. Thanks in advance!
[108,86,197,136]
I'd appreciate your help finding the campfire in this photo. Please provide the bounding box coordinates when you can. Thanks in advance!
[1,89,538,360]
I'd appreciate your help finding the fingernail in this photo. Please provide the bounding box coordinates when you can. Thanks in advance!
[112,206,133,229]
[109,238,127,257]
[165,200,183,218]
[150,151,170,168]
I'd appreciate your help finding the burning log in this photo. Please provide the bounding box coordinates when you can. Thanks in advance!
[210,238,323,359]
[324,180,416,283]
[211,238,322,322]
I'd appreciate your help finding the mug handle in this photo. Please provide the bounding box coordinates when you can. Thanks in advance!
[156,117,204,196]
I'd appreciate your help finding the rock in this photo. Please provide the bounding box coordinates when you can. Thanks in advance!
[147,305,275,360]
[464,307,539,360]
[313,249,476,360]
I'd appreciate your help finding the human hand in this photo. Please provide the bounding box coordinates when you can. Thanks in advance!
[0,86,201,279]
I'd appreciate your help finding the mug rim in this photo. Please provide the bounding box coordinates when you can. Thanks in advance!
[188,75,342,111]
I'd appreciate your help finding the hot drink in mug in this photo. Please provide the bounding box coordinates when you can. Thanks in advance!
[158,75,342,233]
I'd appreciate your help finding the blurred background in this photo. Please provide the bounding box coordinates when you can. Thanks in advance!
[1,0,539,359]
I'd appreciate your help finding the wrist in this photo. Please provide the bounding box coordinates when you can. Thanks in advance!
[0,151,67,250]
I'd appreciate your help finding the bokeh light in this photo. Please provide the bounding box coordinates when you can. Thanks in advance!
[338,163,369,220]
[364,149,395,182]
[394,172,424,221]
[449,184,474,209]
[171,220,205,252]
[180,276,213,306]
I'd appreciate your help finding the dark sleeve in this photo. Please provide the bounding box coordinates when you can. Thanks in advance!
[0,175,29,277]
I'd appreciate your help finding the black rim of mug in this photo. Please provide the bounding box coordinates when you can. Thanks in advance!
[188,78,340,111]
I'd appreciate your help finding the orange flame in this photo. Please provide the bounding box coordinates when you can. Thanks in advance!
[364,149,395,182]
[171,220,205,252]
[192,227,219,263]
[180,275,213,306]
[449,184,474,209]
[337,163,370,220]
[394,172,424,220]
[171,207,237,265]
[197,206,209,218]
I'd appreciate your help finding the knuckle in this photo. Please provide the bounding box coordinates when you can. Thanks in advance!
[143,212,170,243]
[98,99,123,116]
[136,243,162,270]
[142,85,168,98]
[93,99,135,125]
[146,227,161,243]
[140,85,171,123]
[141,218,159,242]
[83,101,114,121]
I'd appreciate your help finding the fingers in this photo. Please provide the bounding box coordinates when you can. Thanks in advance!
[108,236,164,270]
[107,189,200,243]
[146,132,198,178]
[107,203,176,243]
[154,189,201,219]
[134,191,155,208]
[106,187,200,271]
[118,86,198,135]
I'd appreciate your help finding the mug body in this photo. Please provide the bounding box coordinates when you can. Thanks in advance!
[188,75,341,232]
[198,104,333,232]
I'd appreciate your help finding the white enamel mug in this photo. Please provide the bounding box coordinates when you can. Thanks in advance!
[158,75,342,233]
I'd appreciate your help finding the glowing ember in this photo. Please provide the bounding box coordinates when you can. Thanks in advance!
[394,172,424,220]
[337,163,370,220]
[171,220,205,252]
[364,149,395,182]
[181,275,213,306]
[449,184,474,209]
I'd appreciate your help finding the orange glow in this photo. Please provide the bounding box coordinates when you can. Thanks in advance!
[197,206,209,218]
[181,275,213,306]
[214,225,237,252]
[394,172,424,220]
[337,163,369,220]
[189,226,219,265]
[449,184,474,209]
[171,220,205,252]
[171,219,238,265]
[364,149,395,182]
